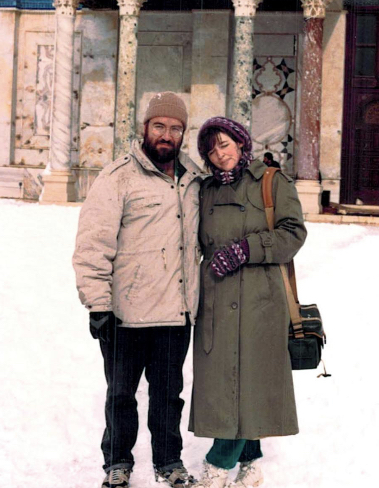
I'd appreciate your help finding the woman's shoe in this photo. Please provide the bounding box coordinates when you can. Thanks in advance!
[193,460,229,488]
[228,459,263,487]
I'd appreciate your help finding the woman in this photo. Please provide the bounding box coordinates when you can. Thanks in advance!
[189,117,307,488]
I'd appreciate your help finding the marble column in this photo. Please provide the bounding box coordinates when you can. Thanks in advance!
[230,0,262,131]
[296,0,333,214]
[40,0,79,203]
[114,0,146,159]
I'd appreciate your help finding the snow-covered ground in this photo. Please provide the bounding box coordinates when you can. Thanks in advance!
[0,198,378,488]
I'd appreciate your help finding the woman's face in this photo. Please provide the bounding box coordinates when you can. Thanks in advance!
[207,132,243,172]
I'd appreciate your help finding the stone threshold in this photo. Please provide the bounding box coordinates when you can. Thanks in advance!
[305,213,379,225]
[329,202,379,216]
[39,201,83,207]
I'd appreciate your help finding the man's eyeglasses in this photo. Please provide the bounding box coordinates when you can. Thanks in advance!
[151,123,183,139]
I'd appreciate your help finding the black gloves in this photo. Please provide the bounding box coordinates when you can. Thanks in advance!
[89,311,122,343]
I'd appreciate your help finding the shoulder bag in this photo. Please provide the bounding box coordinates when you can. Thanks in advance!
[262,167,327,371]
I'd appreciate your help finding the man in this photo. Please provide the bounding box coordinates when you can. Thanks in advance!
[263,152,281,169]
[73,92,205,488]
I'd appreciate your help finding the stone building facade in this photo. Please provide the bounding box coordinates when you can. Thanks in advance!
[0,0,376,213]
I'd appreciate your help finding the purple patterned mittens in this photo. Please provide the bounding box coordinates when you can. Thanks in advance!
[210,239,250,277]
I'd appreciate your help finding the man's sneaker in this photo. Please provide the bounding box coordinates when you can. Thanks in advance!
[154,464,196,487]
[193,461,229,488]
[102,468,132,488]
[228,459,263,487]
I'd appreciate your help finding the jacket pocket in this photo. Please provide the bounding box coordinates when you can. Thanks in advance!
[122,195,166,237]
[128,195,163,211]
[247,265,271,306]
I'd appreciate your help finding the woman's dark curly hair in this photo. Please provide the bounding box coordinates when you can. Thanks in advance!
[197,126,242,168]
[197,117,253,168]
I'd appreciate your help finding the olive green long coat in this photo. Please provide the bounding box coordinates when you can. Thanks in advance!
[189,160,307,440]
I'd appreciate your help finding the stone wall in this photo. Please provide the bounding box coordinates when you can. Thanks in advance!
[0,6,346,202]
[0,9,118,200]
[75,10,118,200]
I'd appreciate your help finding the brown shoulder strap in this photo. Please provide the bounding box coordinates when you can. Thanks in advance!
[261,167,304,338]
[262,167,280,231]
[262,167,299,302]
[262,167,280,209]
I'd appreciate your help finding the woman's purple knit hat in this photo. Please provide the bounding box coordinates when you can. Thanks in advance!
[197,116,252,162]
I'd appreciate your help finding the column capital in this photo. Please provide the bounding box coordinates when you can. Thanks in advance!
[117,0,146,17]
[300,0,334,19]
[232,0,262,17]
[53,0,79,16]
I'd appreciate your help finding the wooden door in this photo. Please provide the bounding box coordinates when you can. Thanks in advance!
[341,6,379,205]
[355,98,379,203]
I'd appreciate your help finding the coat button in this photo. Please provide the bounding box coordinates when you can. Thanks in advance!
[209,208,214,215]
[231,302,238,310]
[209,238,214,245]
[233,237,239,243]
[240,206,245,212]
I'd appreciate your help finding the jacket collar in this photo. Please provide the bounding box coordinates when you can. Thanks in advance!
[131,139,206,181]
[246,159,267,181]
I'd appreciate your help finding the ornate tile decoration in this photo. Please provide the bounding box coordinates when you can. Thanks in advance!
[0,1,55,7]
[251,56,297,175]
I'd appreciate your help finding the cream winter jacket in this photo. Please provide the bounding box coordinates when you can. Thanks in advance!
[72,139,206,327]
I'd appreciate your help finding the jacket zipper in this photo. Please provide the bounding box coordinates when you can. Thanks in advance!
[177,183,189,313]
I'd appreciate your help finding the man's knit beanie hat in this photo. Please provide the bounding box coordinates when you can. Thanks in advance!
[144,92,188,130]
[197,116,252,161]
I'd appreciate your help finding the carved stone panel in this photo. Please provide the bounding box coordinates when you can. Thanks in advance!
[15,31,81,163]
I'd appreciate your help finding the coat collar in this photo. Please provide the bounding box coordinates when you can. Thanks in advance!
[202,158,267,190]
[246,159,267,181]
[131,139,206,181]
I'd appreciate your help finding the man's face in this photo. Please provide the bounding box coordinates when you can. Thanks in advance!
[143,117,184,164]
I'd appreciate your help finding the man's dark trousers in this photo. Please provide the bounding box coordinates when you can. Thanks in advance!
[100,318,191,472]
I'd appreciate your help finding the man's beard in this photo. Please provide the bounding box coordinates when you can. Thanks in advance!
[143,136,181,165]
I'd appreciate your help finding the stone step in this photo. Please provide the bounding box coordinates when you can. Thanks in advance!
[0,168,24,198]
